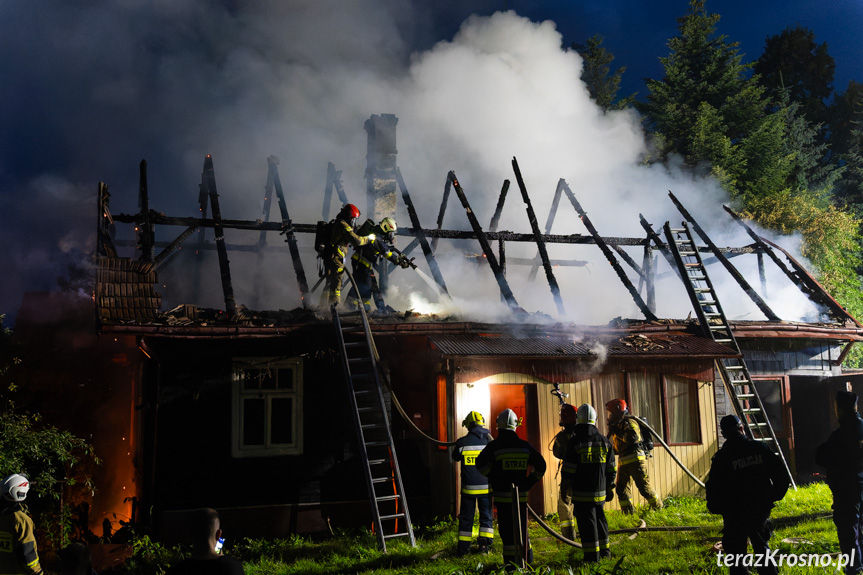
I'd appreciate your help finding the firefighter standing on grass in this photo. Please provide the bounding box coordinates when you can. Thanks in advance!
[451,411,494,556]
[318,204,375,308]
[605,399,663,513]
[816,391,863,575]
[706,415,790,575]
[476,409,546,570]
[552,404,578,540]
[561,404,616,562]
[346,217,411,313]
[0,474,43,575]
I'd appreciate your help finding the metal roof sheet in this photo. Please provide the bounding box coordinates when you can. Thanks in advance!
[429,332,738,358]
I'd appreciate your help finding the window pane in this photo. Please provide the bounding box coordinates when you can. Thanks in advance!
[666,375,699,443]
[593,374,624,436]
[243,398,265,446]
[628,372,664,439]
[277,368,294,391]
[271,397,293,444]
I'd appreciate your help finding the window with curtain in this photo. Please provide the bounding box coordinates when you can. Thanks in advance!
[231,357,303,457]
[665,375,700,444]
[627,372,664,441]
[592,374,624,436]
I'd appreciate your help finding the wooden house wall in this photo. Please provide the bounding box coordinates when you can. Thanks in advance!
[451,359,718,515]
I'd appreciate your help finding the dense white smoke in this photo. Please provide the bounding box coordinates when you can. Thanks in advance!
[0,2,822,325]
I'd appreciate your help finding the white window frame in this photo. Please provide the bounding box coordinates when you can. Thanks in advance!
[231,357,303,457]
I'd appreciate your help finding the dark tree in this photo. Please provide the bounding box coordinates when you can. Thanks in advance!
[829,81,863,209]
[638,0,768,169]
[754,25,835,125]
[573,34,635,111]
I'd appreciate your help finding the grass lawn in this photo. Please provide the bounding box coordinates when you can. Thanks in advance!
[129,483,845,574]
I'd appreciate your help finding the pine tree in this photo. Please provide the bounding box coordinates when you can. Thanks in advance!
[573,35,635,111]
[638,0,769,176]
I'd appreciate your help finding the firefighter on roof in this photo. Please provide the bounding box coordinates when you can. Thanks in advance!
[319,204,375,308]
[605,398,663,513]
[451,411,494,556]
[346,217,411,313]
[707,415,790,575]
[0,474,43,575]
[476,409,546,570]
[561,404,616,562]
[552,403,578,540]
[816,390,863,575]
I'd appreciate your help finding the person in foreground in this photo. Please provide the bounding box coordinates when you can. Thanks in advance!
[166,508,244,575]
[706,415,790,575]
[0,473,43,575]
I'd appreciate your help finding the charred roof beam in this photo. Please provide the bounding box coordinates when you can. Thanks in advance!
[201,155,239,321]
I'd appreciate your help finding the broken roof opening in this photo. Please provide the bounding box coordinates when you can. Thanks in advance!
[95,113,862,341]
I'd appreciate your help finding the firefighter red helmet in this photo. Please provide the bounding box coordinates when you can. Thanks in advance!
[559,404,577,427]
[339,204,360,224]
[605,398,628,415]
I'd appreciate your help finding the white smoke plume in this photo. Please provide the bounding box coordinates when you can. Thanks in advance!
[0,2,824,326]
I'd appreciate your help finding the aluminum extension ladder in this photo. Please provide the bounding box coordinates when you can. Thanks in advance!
[332,306,416,551]
[663,222,796,489]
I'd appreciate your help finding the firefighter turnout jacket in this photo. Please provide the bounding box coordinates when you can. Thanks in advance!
[352,220,403,270]
[0,505,42,575]
[476,429,547,503]
[453,425,493,496]
[706,433,790,517]
[561,424,617,503]
[324,219,371,268]
[608,417,647,467]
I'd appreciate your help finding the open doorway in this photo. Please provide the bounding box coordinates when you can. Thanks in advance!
[490,383,543,510]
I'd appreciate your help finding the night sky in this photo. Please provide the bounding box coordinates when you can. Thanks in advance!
[0,1,859,326]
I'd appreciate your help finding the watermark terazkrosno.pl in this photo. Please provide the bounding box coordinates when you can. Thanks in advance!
[717,550,856,570]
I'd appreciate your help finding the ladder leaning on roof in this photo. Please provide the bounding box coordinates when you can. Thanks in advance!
[663,222,796,489]
[332,305,416,552]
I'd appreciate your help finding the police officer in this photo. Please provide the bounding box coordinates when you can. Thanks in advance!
[476,409,546,570]
[605,399,662,513]
[346,217,411,313]
[816,391,863,575]
[561,404,616,562]
[0,474,43,575]
[706,415,790,575]
[552,403,578,540]
[451,411,494,555]
[319,204,375,308]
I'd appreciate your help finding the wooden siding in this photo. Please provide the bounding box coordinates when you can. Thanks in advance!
[453,367,718,515]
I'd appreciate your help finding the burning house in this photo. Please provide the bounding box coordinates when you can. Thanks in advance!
[53,112,861,545]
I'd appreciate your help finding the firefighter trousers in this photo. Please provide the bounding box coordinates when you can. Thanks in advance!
[616,460,662,513]
[832,490,863,575]
[721,513,775,575]
[320,260,345,307]
[345,263,384,311]
[557,483,575,540]
[494,501,532,569]
[573,502,610,562]
[457,494,493,553]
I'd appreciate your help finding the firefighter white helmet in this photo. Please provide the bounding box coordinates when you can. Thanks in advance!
[379,217,397,234]
[1,474,30,502]
[496,408,519,431]
[576,403,597,425]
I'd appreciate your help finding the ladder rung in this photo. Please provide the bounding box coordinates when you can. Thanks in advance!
[737,393,755,399]
[362,423,385,430]
[752,437,776,442]
[725,366,743,371]
[355,390,374,395]
[380,513,406,521]
[368,459,388,465]
[741,408,762,414]
[383,532,411,540]
[366,441,389,447]
[376,495,400,502]
[344,342,365,348]
[349,357,370,363]
[358,407,377,412]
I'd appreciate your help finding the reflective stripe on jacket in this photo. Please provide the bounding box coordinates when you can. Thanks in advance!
[561,424,617,503]
[609,418,645,466]
[453,426,493,495]
[475,429,546,503]
[0,507,42,575]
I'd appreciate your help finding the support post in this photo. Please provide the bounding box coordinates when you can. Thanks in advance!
[488,179,511,232]
[201,155,239,320]
[431,177,451,252]
[668,192,779,321]
[395,168,449,296]
[138,160,155,263]
[561,181,657,321]
[448,171,519,310]
[528,179,564,281]
[511,158,565,317]
[268,156,311,308]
